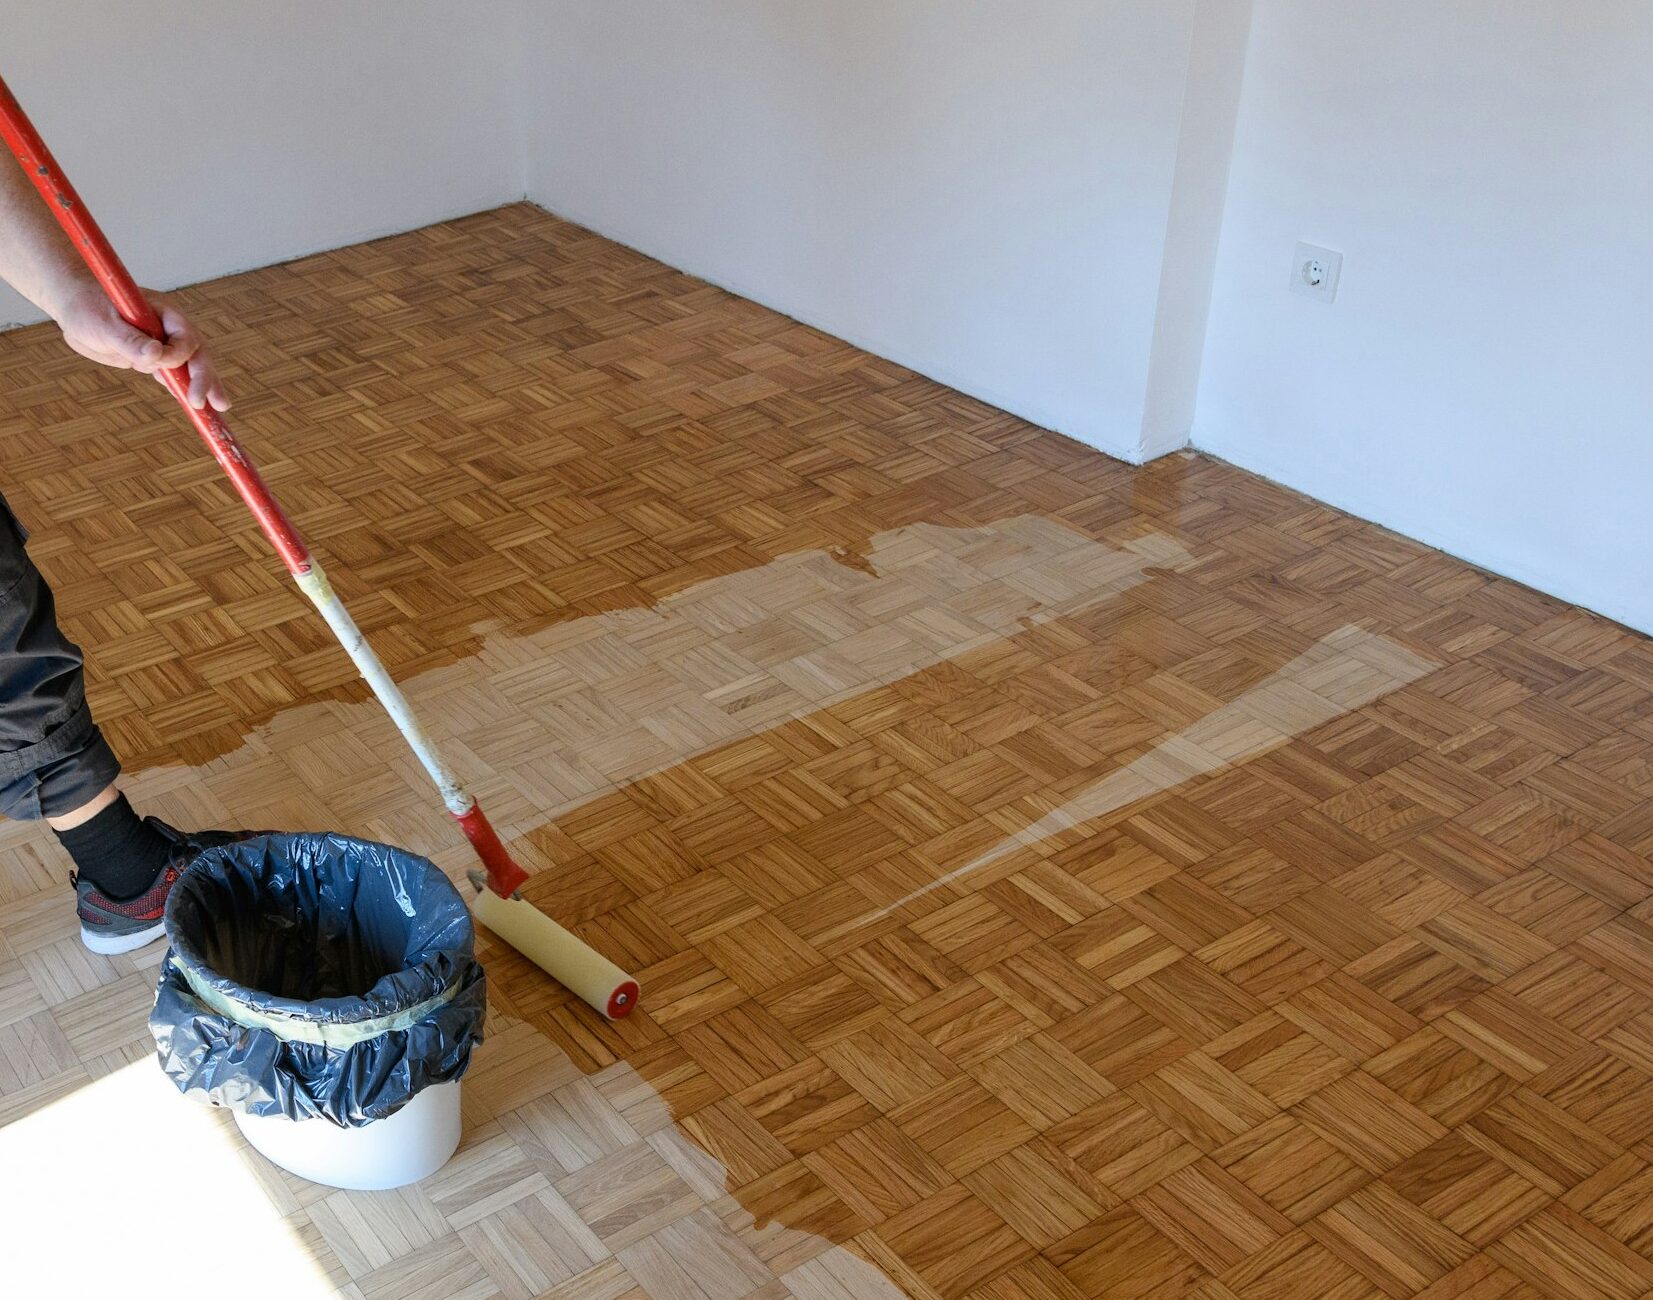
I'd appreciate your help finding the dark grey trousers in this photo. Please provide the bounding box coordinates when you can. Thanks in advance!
[0,493,120,820]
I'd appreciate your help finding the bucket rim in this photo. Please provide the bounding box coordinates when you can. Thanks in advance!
[162,830,471,1030]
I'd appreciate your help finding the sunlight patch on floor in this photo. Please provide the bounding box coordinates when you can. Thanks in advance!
[0,1059,337,1296]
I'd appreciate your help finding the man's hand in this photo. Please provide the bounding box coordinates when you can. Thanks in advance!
[3,160,228,408]
[51,281,229,412]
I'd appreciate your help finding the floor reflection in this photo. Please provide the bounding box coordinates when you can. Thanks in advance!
[0,507,1437,1297]
[0,508,1448,1298]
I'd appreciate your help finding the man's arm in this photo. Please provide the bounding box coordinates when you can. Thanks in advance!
[0,159,226,410]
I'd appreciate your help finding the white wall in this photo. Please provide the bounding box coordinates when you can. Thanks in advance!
[1196,1,1653,632]
[1142,0,1253,458]
[522,0,1229,462]
[0,0,525,326]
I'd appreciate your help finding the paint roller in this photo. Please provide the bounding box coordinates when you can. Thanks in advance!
[0,72,640,1021]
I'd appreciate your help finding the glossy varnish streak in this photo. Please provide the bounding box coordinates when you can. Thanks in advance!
[2,204,1652,1299]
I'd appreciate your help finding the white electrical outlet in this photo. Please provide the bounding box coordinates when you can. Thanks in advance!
[1290,242,1342,303]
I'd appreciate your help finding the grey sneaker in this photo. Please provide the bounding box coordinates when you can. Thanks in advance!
[75,819,262,955]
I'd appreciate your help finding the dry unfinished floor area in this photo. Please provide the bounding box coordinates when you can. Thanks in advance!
[3,204,1653,1299]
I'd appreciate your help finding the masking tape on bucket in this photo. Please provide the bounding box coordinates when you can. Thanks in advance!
[178,965,461,1049]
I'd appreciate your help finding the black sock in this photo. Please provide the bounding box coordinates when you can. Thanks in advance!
[54,794,171,900]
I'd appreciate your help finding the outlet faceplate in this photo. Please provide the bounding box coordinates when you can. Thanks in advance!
[1290,242,1342,303]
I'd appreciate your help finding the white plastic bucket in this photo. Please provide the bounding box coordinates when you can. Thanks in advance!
[234,1079,462,1190]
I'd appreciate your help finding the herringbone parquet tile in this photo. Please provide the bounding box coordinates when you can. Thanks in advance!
[2,203,1652,1298]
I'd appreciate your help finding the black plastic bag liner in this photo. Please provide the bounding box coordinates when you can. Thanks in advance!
[151,832,486,1128]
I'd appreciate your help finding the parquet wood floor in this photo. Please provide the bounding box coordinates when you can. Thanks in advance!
[1,203,1651,1298]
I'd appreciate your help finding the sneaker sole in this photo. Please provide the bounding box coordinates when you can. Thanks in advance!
[81,919,165,956]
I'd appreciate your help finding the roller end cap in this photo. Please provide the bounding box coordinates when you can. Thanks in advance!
[607,980,641,1020]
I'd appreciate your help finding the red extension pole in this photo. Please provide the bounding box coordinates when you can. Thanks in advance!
[0,72,531,901]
